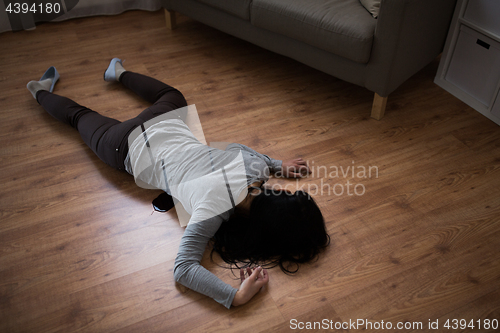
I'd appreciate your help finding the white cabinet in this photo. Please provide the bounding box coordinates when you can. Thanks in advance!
[435,0,500,125]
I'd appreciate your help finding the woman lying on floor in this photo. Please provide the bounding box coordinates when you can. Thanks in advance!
[26,59,330,308]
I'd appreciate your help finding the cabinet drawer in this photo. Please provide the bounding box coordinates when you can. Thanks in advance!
[445,25,500,107]
[464,0,500,37]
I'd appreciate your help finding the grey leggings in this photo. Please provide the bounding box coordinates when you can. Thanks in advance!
[37,72,188,170]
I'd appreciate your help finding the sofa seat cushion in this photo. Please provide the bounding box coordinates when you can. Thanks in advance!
[194,0,252,20]
[251,0,376,63]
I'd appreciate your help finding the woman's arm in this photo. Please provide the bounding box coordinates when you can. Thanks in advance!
[225,143,282,173]
[174,216,237,308]
[174,215,270,308]
[226,143,310,178]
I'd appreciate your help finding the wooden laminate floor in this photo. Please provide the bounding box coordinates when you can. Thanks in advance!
[1,10,499,333]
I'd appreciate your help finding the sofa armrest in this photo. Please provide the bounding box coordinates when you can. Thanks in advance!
[365,0,457,97]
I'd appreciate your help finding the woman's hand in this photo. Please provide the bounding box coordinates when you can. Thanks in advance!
[280,158,311,178]
[232,267,269,306]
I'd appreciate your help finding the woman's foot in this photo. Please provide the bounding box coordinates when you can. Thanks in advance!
[104,58,126,82]
[27,66,59,99]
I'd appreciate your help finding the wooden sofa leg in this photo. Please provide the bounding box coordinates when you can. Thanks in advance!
[165,9,177,30]
[371,93,388,120]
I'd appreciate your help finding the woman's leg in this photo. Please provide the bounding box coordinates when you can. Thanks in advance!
[36,91,126,169]
[33,66,187,170]
[118,71,187,121]
[105,59,187,119]
[97,71,188,169]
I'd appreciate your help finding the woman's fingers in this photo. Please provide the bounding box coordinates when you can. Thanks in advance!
[240,268,245,282]
[295,159,311,173]
[241,266,269,285]
[250,267,269,285]
[234,266,270,306]
[291,159,311,175]
[257,268,269,284]
[280,158,311,178]
[248,267,262,282]
[261,268,269,282]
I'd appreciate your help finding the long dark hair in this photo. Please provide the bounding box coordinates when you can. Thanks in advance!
[211,188,330,274]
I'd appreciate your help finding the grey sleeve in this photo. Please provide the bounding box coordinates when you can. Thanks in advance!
[226,143,282,173]
[173,215,237,309]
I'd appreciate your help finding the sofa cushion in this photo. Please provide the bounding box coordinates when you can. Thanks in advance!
[195,0,252,21]
[251,0,376,63]
[359,0,381,18]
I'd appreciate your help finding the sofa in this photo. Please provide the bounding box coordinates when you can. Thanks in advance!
[162,0,457,119]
